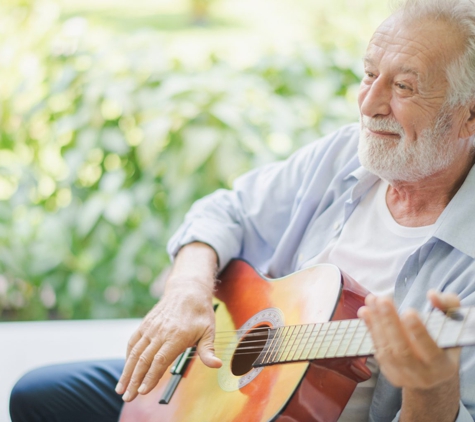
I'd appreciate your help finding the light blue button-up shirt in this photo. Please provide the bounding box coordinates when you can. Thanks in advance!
[168,123,475,421]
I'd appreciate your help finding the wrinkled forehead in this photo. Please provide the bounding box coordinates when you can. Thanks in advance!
[366,13,466,80]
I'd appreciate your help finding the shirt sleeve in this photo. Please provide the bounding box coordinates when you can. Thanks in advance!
[166,140,321,271]
[454,404,475,422]
[391,401,473,422]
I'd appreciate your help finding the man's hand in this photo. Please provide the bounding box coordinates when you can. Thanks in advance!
[115,243,223,402]
[358,290,461,421]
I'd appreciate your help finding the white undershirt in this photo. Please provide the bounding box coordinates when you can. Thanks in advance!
[301,179,437,421]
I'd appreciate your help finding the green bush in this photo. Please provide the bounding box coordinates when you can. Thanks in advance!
[0,2,361,320]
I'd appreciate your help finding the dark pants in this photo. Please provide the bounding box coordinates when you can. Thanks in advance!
[10,359,125,422]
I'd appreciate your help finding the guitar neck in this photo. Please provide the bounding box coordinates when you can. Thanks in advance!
[253,307,475,367]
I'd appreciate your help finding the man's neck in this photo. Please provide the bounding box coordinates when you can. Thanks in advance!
[385,151,475,227]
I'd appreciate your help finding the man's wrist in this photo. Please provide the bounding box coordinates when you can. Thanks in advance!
[401,372,460,422]
[164,274,216,297]
[165,242,219,298]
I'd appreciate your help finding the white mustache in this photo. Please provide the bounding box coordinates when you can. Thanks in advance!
[361,116,404,136]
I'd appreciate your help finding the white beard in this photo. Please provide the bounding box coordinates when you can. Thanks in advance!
[358,113,457,183]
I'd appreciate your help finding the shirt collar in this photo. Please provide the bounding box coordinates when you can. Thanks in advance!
[433,164,475,259]
[345,166,379,202]
[346,164,475,259]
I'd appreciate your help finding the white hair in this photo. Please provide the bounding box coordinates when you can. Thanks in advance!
[391,0,475,107]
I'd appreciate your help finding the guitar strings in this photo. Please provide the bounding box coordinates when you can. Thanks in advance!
[208,306,459,343]
[197,310,459,360]
[211,321,367,339]
[169,344,371,363]
[211,323,370,347]
[177,329,375,362]
[164,326,373,362]
[156,309,464,367]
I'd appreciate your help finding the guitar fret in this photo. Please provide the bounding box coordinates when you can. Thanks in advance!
[303,323,323,360]
[273,327,287,363]
[460,307,474,346]
[436,311,465,348]
[324,320,343,358]
[296,324,314,361]
[287,326,302,361]
[288,325,305,361]
[455,308,470,345]
[328,320,352,358]
[355,325,372,356]
[426,310,444,340]
[359,330,375,355]
[260,328,278,365]
[345,323,368,356]
[311,322,331,359]
[427,316,443,331]
[275,326,292,363]
[335,319,359,357]
[266,327,284,364]
[281,325,297,362]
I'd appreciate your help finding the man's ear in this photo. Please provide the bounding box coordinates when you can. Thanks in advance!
[467,100,475,136]
[460,99,475,139]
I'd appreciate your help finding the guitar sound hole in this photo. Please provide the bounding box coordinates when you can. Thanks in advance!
[231,324,270,376]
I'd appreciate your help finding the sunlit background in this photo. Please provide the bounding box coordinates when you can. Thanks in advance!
[0,0,389,322]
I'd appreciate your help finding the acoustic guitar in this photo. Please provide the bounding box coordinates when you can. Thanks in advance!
[119,259,475,422]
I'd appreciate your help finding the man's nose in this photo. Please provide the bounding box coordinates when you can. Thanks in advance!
[359,78,392,118]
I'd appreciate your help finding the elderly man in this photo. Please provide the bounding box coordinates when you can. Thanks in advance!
[10,0,475,421]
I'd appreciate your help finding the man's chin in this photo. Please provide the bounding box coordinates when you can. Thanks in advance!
[357,146,415,183]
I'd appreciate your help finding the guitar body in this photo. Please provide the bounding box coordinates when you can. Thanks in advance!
[120,260,371,422]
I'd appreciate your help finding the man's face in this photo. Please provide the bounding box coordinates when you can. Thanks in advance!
[357,15,467,182]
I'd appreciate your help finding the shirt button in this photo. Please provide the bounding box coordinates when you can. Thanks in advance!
[333,222,342,231]
[298,253,304,262]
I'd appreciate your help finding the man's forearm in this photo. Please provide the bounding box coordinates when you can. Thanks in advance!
[165,242,219,296]
[400,372,460,422]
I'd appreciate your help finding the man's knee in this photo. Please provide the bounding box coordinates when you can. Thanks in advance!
[10,360,124,422]
[10,367,51,422]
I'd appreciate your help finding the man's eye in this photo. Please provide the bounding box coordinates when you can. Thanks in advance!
[396,82,411,90]
[365,72,375,78]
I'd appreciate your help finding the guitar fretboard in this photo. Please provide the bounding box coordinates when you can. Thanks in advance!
[253,307,474,367]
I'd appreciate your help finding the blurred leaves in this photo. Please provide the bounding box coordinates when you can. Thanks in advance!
[0,0,362,320]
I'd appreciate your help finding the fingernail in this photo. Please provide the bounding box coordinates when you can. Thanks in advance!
[138,384,146,394]
[122,391,130,402]
[115,383,123,394]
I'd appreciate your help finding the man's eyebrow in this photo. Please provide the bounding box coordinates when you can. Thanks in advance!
[363,56,421,82]
[363,56,375,66]
[397,65,420,79]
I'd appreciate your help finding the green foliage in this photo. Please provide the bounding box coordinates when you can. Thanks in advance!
[0,1,362,320]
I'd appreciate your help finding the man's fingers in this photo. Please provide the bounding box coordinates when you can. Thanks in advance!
[427,290,460,312]
[126,329,142,359]
[137,342,184,396]
[128,329,222,398]
[358,293,463,390]
[122,343,172,401]
[402,310,440,361]
[116,337,154,396]
[196,329,222,369]
[367,296,408,352]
